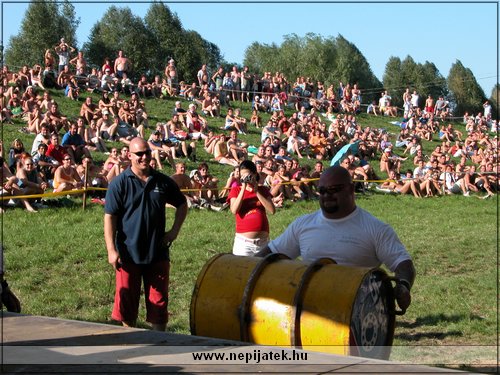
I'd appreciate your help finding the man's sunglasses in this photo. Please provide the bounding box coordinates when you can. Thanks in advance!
[318,184,349,195]
[131,150,151,157]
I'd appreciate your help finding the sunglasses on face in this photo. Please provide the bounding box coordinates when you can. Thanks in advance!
[131,150,151,157]
[318,184,349,195]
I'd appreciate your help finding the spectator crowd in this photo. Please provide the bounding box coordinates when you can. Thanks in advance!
[0,42,498,212]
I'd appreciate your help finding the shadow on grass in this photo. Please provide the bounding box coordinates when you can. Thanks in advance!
[398,312,485,328]
[394,330,463,341]
[394,312,486,341]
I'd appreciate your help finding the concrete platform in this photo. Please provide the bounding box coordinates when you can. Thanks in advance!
[0,312,474,373]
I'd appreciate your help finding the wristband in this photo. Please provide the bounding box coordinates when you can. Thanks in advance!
[397,279,411,291]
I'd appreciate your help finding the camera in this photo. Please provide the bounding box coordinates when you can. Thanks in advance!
[240,175,253,184]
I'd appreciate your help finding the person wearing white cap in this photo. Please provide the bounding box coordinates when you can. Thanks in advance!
[164,58,178,95]
[101,68,116,92]
[380,146,406,174]
[185,103,208,140]
[172,101,187,123]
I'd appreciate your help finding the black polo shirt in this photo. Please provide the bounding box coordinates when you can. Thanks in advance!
[105,167,186,264]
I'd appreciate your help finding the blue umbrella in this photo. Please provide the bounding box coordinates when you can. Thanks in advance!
[330,140,360,166]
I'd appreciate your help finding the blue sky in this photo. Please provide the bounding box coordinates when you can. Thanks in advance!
[2,1,498,95]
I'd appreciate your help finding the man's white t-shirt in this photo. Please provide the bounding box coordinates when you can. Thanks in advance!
[268,207,410,271]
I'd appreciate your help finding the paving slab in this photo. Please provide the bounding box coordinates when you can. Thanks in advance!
[0,312,479,374]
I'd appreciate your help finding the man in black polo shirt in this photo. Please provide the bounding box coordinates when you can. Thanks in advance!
[104,137,188,331]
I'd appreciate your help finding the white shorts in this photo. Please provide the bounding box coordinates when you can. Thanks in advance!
[232,233,269,256]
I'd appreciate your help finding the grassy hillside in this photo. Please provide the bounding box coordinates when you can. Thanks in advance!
[1,89,497,371]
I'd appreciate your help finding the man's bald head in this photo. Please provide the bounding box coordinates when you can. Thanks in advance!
[128,137,151,176]
[129,137,148,152]
[318,166,356,219]
[319,166,353,186]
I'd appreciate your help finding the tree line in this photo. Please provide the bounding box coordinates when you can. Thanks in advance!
[3,0,497,117]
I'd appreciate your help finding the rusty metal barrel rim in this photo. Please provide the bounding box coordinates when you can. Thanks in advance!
[348,269,396,359]
[291,257,337,348]
[238,252,290,342]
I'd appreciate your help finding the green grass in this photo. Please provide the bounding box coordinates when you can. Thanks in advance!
[1,195,496,353]
[1,89,497,370]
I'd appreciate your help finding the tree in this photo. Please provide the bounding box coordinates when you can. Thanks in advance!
[243,33,381,102]
[383,56,447,108]
[144,2,222,81]
[82,6,156,79]
[333,35,380,103]
[82,3,221,81]
[416,62,447,103]
[489,84,499,119]
[243,42,279,74]
[382,56,403,104]
[4,0,79,68]
[175,30,222,83]
[144,2,184,76]
[447,60,486,116]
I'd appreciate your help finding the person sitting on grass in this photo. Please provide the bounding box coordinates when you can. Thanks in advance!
[85,119,108,153]
[412,159,439,197]
[40,101,70,133]
[233,108,248,134]
[190,162,219,207]
[261,119,282,143]
[130,92,150,130]
[379,169,422,198]
[380,147,406,174]
[474,164,495,198]
[439,164,470,196]
[8,139,26,174]
[288,159,315,200]
[80,96,97,125]
[103,148,121,182]
[0,156,37,213]
[15,156,48,199]
[52,154,84,193]
[170,162,202,208]
[147,130,175,170]
[97,111,118,142]
[98,91,113,114]
[340,156,371,191]
[32,143,59,185]
[251,145,268,165]
[201,92,219,118]
[227,130,248,163]
[265,163,293,202]
[219,166,242,200]
[250,109,262,128]
[308,127,328,160]
[222,107,246,134]
[286,128,309,159]
[25,103,44,134]
[76,155,108,191]
[61,123,92,164]
[211,134,239,167]
[185,104,208,140]
[158,122,196,162]
[117,99,135,124]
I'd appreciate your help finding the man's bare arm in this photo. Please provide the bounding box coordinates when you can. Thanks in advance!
[104,213,120,269]
[393,259,416,312]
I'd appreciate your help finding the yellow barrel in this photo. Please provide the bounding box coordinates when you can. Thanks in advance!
[190,253,396,359]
